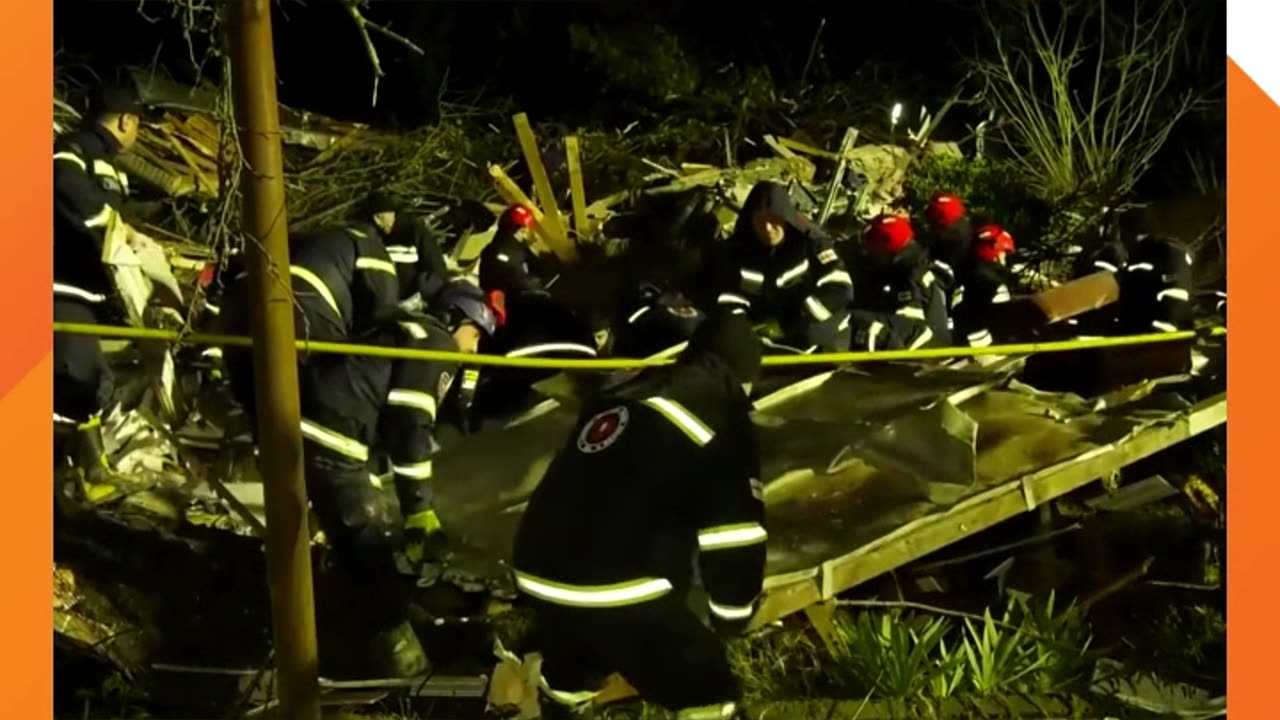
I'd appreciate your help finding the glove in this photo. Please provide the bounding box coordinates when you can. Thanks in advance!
[403,509,447,568]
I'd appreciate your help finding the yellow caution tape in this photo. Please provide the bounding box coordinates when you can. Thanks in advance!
[53,321,1225,371]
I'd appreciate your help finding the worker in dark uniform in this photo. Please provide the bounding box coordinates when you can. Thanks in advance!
[219,208,402,424]
[470,204,597,423]
[848,214,951,352]
[704,181,854,353]
[949,225,1016,348]
[513,310,766,720]
[302,284,495,678]
[609,282,706,358]
[367,191,452,307]
[919,191,975,300]
[53,82,147,500]
[1117,234,1195,334]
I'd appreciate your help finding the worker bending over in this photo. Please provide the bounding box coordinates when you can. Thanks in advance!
[365,191,452,308]
[513,311,766,720]
[847,214,951,352]
[705,181,854,352]
[1074,222,1196,335]
[471,205,598,423]
[919,191,976,299]
[53,82,147,500]
[609,282,706,358]
[950,225,1017,348]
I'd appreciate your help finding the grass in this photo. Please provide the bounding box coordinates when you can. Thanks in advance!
[728,592,1098,715]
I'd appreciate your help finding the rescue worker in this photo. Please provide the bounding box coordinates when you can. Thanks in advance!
[53,82,147,500]
[479,204,551,308]
[919,191,975,297]
[950,225,1017,348]
[704,181,854,353]
[609,282,706,358]
[367,191,451,308]
[847,214,951,352]
[469,205,597,423]
[1072,219,1195,336]
[513,310,766,720]
[379,281,497,567]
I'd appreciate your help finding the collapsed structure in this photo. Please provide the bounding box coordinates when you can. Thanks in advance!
[52,71,1227,716]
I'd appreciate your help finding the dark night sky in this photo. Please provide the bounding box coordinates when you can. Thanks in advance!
[54,0,1225,196]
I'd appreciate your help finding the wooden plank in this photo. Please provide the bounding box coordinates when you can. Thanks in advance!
[511,113,575,262]
[487,164,557,255]
[564,135,589,238]
[748,392,1226,629]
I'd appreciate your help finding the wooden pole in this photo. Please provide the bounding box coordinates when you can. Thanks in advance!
[227,1,321,718]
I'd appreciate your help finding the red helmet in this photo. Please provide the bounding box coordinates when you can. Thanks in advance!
[864,213,915,254]
[501,204,535,231]
[974,224,1015,263]
[926,192,966,227]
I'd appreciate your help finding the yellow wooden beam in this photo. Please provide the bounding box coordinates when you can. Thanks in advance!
[487,164,556,255]
[511,113,576,262]
[564,135,589,238]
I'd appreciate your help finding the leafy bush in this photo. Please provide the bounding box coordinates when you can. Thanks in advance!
[730,593,1098,709]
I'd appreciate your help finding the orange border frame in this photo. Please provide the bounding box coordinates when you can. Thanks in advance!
[1226,59,1267,719]
[13,7,1260,720]
[4,2,54,718]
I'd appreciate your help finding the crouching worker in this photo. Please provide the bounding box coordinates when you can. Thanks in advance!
[847,214,951,352]
[704,181,854,353]
[513,310,767,720]
[378,281,496,569]
[951,225,1017,348]
[609,282,706,358]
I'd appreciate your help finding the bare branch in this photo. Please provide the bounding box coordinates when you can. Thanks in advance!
[338,0,426,107]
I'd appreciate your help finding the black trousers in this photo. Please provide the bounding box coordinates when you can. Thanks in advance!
[530,595,740,714]
[53,298,113,423]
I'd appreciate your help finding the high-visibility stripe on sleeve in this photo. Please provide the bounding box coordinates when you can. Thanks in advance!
[896,306,925,320]
[865,320,885,351]
[816,269,853,287]
[676,702,738,720]
[300,419,368,461]
[739,268,765,287]
[718,293,751,307]
[387,388,437,417]
[697,522,768,551]
[627,306,651,324]
[356,256,397,276]
[513,571,673,607]
[385,245,419,264]
[708,599,754,621]
[641,397,715,446]
[83,204,117,229]
[966,329,994,347]
[398,321,427,339]
[804,295,832,322]
[909,326,935,350]
[921,271,936,288]
[1156,288,1190,302]
[289,265,342,318]
[1127,262,1155,272]
[776,260,809,287]
[461,368,480,391]
[392,459,434,480]
[201,347,224,359]
[506,342,598,358]
[992,286,1012,304]
[1152,320,1178,333]
[54,151,86,171]
[53,283,107,303]
[495,252,511,263]
[1094,260,1119,273]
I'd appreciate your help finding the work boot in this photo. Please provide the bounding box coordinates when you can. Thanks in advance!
[368,620,430,679]
[71,419,124,505]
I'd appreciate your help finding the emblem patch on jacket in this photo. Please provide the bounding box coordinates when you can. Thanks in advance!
[577,406,630,454]
[817,248,838,265]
